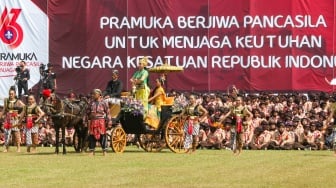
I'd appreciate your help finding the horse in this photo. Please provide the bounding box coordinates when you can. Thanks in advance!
[41,94,88,154]
[63,97,90,153]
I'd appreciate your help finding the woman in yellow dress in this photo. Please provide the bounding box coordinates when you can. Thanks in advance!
[145,78,166,129]
[130,57,150,113]
[148,78,166,117]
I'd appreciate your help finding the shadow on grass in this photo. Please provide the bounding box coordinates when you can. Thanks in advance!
[302,152,333,157]
[24,147,175,155]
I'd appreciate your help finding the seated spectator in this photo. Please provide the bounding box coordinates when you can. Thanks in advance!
[301,118,310,127]
[269,110,280,124]
[293,117,305,149]
[287,122,305,150]
[268,120,277,139]
[222,119,233,149]
[199,126,210,143]
[38,122,47,146]
[199,126,225,150]
[261,122,272,144]
[45,124,56,146]
[214,94,224,108]
[268,122,289,150]
[279,122,295,150]
[243,114,255,149]
[325,127,335,149]
[312,122,325,150]
[302,123,318,150]
[249,127,269,150]
[65,127,75,146]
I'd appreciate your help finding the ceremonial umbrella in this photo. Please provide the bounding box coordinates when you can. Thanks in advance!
[148,63,184,90]
[330,78,336,85]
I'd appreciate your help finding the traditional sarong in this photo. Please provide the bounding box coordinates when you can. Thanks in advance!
[183,118,200,149]
[144,105,160,129]
[4,111,20,146]
[236,115,243,134]
[89,119,106,140]
[135,85,150,113]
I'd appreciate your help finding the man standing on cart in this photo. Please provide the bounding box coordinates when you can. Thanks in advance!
[130,57,150,113]
[87,89,112,156]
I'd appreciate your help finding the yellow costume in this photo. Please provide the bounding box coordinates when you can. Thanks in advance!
[151,86,166,113]
[145,85,166,129]
[132,57,150,112]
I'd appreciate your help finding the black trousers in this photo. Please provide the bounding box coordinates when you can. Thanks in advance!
[88,134,108,151]
[18,80,28,97]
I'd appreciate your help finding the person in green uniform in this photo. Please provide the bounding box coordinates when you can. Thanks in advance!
[130,57,150,113]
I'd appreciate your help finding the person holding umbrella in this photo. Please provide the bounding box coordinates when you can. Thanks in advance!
[148,78,166,117]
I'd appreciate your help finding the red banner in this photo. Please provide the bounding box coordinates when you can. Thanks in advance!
[36,0,336,95]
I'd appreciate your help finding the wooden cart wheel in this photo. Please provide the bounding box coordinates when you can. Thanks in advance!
[110,126,127,153]
[164,115,186,153]
[138,133,164,152]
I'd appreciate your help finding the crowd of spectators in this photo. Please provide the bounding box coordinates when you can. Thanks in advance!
[1,90,336,152]
[170,90,336,151]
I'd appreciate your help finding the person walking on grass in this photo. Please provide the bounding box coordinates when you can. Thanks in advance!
[182,94,208,153]
[2,87,25,152]
[22,95,45,153]
[229,96,253,155]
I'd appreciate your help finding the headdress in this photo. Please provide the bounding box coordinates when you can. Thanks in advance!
[42,89,51,98]
[140,56,148,66]
[92,89,102,96]
[156,78,164,86]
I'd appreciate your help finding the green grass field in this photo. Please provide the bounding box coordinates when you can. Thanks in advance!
[0,146,335,188]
